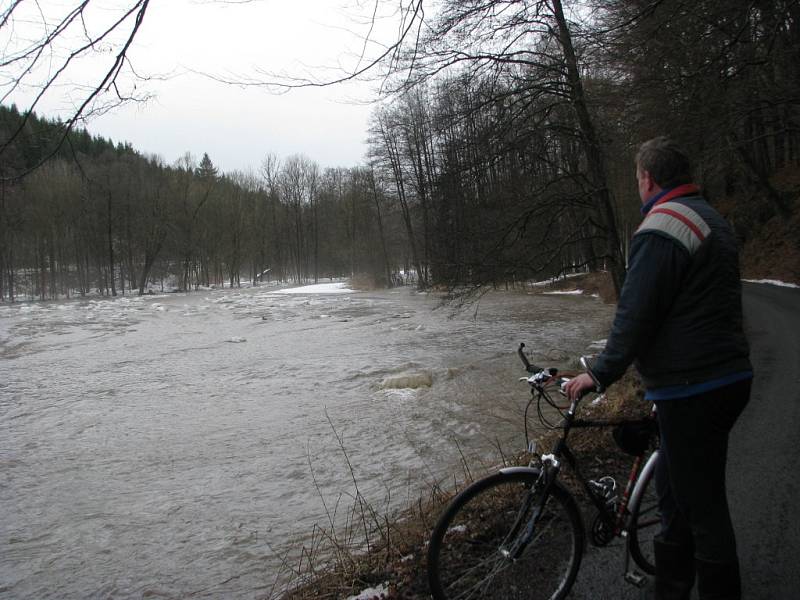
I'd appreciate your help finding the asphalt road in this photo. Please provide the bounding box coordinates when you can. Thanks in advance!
[569,282,800,599]
[733,282,800,599]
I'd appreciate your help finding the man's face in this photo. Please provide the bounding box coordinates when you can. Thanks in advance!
[636,167,654,204]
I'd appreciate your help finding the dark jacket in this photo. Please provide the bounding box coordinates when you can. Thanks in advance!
[591,187,751,390]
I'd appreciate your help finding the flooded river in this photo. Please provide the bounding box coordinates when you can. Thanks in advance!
[0,283,613,598]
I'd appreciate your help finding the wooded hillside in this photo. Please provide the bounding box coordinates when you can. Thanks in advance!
[1,1,798,301]
[0,106,406,300]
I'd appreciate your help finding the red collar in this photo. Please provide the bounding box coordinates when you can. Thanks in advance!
[654,184,701,206]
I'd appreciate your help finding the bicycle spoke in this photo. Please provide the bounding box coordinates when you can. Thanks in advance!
[442,551,508,594]
[445,512,568,600]
[449,556,512,600]
[429,471,583,600]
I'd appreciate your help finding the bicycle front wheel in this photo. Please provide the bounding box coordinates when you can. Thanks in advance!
[427,469,584,600]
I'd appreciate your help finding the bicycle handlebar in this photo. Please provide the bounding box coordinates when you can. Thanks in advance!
[519,342,589,401]
[518,342,562,382]
[517,342,541,373]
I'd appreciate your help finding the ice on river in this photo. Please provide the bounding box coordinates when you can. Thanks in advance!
[0,282,613,598]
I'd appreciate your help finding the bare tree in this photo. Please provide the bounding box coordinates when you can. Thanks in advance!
[1,1,153,180]
[280,155,319,282]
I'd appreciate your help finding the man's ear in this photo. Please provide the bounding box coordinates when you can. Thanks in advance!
[643,169,662,197]
[642,170,655,192]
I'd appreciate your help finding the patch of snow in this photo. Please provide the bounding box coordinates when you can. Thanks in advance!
[275,282,354,294]
[529,272,588,287]
[543,289,584,295]
[447,524,468,535]
[743,279,799,289]
[345,583,389,600]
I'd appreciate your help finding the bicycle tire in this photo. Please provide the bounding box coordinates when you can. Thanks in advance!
[627,453,660,575]
[427,469,584,600]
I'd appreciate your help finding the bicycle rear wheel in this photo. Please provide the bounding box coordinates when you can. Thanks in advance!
[427,469,584,600]
[627,453,660,575]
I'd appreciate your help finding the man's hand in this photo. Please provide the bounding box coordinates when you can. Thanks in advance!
[564,372,596,401]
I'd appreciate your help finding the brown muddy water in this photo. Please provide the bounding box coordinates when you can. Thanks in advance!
[0,284,613,598]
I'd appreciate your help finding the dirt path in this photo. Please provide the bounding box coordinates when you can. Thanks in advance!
[569,282,800,599]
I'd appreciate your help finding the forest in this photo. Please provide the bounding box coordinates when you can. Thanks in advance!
[1,0,798,302]
[0,104,401,300]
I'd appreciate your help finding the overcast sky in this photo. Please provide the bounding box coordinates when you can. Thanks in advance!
[7,0,395,174]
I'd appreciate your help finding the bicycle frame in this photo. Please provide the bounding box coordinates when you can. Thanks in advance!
[526,384,657,538]
[426,348,662,599]
[493,467,548,560]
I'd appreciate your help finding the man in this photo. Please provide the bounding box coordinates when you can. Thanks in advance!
[565,137,752,600]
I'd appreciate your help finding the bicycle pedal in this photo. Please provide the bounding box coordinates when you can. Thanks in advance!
[624,571,647,588]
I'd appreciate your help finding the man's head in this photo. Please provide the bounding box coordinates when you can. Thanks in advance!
[635,137,692,203]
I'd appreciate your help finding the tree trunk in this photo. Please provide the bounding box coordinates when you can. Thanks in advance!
[552,0,625,298]
[382,122,425,288]
[107,193,117,296]
[369,169,393,287]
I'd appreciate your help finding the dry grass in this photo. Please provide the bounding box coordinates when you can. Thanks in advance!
[348,274,383,291]
[740,209,800,284]
[276,371,649,600]
[530,272,618,304]
[719,166,800,285]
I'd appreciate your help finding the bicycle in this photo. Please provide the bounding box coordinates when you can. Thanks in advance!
[426,343,661,600]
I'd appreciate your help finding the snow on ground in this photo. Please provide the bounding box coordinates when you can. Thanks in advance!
[529,272,587,287]
[274,282,354,294]
[345,583,389,600]
[743,279,800,289]
[539,277,800,296]
[542,289,584,295]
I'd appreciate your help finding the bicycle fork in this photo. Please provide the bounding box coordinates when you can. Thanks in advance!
[500,456,560,561]
[500,503,542,561]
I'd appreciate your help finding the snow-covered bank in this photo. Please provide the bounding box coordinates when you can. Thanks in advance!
[274,282,354,294]
[743,279,800,289]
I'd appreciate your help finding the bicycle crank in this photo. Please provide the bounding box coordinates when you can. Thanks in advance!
[590,510,615,546]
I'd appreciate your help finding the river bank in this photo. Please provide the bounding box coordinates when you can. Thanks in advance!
[278,275,800,600]
[279,372,649,600]
[271,274,632,600]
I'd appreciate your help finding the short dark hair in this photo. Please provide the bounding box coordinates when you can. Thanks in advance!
[635,136,692,188]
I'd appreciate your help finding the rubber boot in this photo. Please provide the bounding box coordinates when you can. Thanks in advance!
[695,558,741,600]
[654,538,695,600]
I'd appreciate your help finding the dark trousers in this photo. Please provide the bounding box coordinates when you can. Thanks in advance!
[654,379,751,562]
